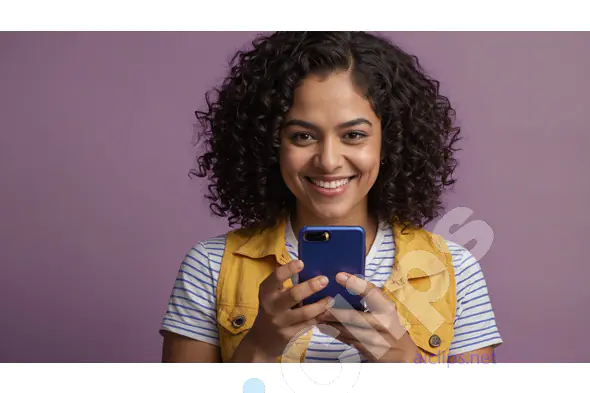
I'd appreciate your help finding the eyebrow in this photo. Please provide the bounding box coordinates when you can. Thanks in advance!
[282,117,373,131]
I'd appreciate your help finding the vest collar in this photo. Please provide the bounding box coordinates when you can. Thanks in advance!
[233,217,291,265]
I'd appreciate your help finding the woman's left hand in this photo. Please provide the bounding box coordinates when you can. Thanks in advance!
[317,272,421,363]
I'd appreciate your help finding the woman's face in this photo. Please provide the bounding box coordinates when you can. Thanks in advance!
[279,70,382,223]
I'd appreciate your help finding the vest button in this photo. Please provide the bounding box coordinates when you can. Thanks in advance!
[429,335,441,348]
[232,315,246,328]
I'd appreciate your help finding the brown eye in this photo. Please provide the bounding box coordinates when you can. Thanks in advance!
[343,131,367,141]
[290,132,315,143]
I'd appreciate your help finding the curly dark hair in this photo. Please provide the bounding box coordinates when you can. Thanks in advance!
[190,31,461,230]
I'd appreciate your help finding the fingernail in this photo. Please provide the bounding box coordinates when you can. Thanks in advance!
[319,276,328,287]
[295,260,304,269]
[327,297,335,308]
[336,272,350,281]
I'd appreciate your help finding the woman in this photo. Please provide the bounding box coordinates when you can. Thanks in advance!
[160,31,503,363]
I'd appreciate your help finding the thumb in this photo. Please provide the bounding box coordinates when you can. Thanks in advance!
[336,272,394,313]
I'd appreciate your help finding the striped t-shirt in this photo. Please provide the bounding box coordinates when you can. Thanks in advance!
[160,219,503,361]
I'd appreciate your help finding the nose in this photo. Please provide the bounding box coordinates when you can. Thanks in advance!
[314,136,342,172]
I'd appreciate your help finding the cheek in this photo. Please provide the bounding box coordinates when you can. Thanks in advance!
[353,151,381,177]
[279,147,309,179]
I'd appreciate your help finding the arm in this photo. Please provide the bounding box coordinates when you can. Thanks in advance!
[161,331,221,362]
[446,241,503,361]
[159,240,223,362]
[448,346,496,363]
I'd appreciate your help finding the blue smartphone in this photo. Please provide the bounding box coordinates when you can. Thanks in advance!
[297,226,366,311]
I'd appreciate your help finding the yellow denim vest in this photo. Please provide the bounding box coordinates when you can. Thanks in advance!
[215,218,456,363]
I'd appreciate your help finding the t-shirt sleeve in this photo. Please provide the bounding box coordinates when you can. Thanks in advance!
[159,237,225,346]
[446,241,503,357]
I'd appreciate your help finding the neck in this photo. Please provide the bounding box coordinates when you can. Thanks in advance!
[290,203,379,255]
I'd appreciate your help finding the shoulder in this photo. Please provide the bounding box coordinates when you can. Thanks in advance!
[186,221,277,267]
[442,240,486,293]
[189,233,229,258]
[201,233,229,250]
[401,227,476,276]
[444,240,478,272]
[183,224,270,268]
[181,233,230,277]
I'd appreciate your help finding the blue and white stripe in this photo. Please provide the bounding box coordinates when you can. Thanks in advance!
[160,223,502,361]
[161,235,225,346]
[446,241,503,355]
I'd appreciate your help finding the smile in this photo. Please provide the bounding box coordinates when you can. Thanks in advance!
[304,176,356,193]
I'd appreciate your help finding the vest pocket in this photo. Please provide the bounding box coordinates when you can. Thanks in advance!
[217,304,259,362]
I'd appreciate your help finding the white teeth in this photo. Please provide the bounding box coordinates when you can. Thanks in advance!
[310,177,350,189]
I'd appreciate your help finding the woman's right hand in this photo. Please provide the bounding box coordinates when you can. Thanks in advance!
[232,259,333,362]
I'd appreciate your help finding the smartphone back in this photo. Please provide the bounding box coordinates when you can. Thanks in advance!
[297,226,366,310]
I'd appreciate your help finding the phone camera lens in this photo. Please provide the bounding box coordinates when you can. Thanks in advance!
[304,231,331,242]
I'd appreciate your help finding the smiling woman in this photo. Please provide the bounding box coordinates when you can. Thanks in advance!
[159,31,503,363]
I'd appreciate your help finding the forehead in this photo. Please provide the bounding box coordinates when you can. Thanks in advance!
[287,71,378,125]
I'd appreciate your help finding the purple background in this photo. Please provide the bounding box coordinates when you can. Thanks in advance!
[1,32,589,362]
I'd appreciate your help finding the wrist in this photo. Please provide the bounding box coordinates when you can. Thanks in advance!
[231,333,277,363]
